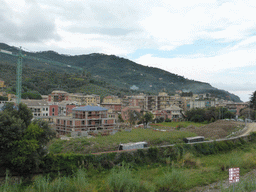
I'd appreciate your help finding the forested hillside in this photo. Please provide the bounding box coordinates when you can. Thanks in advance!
[0,43,241,101]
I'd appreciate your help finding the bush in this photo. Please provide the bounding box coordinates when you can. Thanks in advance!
[26,169,91,192]
[155,168,187,192]
[107,163,154,192]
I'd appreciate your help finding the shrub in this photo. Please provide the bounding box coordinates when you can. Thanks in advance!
[176,124,182,130]
[165,118,172,122]
[155,168,187,192]
[147,147,159,163]
[183,153,201,168]
[107,164,140,192]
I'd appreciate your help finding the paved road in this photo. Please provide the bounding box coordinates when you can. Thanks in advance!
[241,122,256,136]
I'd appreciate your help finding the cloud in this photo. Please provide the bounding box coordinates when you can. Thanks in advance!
[135,44,256,83]
[2,0,256,57]
[0,0,60,43]
[66,27,135,36]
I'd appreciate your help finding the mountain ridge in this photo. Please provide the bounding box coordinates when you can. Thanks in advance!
[0,43,241,102]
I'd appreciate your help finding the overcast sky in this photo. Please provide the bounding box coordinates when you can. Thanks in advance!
[1,0,255,102]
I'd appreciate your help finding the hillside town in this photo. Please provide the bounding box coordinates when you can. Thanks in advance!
[0,85,249,136]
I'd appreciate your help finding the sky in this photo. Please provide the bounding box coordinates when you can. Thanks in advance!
[1,0,256,102]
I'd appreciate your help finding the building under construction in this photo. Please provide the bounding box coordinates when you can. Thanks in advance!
[55,105,116,135]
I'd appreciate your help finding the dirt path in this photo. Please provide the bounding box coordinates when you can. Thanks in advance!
[241,122,256,136]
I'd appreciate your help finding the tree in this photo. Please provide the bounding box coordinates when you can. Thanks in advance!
[127,110,141,128]
[118,114,124,123]
[142,112,154,128]
[250,91,256,110]
[240,108,254,120]
[223,111,235,119]
[0,102,55,174]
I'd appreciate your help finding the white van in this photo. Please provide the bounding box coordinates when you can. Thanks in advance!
[118,142,148,150]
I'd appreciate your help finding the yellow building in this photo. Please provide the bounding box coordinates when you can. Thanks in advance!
[69,93,100,106]
[158,92,170,110]
[0,80,5,88]
[102,96,121,104]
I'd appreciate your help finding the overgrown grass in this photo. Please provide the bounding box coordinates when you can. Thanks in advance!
[221,177,256,192]
[4,141,256,192]
[151,121,206,129]
[49,128,197,154]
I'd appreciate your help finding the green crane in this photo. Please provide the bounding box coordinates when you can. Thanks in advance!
[0,47,83,105]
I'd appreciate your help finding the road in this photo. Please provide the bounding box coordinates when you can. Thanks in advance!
[241,122,256,136]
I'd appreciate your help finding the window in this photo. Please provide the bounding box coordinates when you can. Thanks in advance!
[46,108,48,111]
[57,119,60,124]
[82,120,85,125]
[70,121,72,125]
[43,108,45,111]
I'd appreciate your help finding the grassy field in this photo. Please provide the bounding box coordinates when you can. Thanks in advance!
[150,121,207,129]
[48,128,197,154]
[3,142,256,192]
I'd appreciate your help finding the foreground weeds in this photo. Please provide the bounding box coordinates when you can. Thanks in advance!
[3,134,256,191]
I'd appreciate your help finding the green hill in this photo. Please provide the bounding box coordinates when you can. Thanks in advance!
[0,43,241,102]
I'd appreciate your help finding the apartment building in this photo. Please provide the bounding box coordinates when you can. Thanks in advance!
[101,96,122,112]
[129,94,146,109]
[69,93,100,106]
[144,92,171,111]
[22,100,49,117]
[55,106,116,135]
[187,99,218,110]
[225,102,248,116]
[0,80,5,88]
[49,103,77,117]
[157,92,170,110]
[121,106,142,121]
[163,105,184,120]
[48,90,69,102]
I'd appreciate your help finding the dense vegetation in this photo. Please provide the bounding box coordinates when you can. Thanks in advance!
[186,107,236,123]
[2,134,256,191]
[0,103,55,174]
[0,43,241,101]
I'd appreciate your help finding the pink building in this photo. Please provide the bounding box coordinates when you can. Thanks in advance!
[101,103,122,112]
[49,105,58,116]
[226,102,248,116]
[48,90,69,102]
[121,106,142,121]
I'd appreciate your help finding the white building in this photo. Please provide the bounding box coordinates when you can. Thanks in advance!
[22,100,49,117]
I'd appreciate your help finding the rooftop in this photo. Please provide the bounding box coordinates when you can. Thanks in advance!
[72,105,108,112]
[21,99,48,106]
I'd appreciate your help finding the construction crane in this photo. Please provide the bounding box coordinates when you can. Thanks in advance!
[0,47,83,105]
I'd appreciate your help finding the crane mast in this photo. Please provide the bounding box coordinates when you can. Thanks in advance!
[0,46,83,105]
[16,47,23,105]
